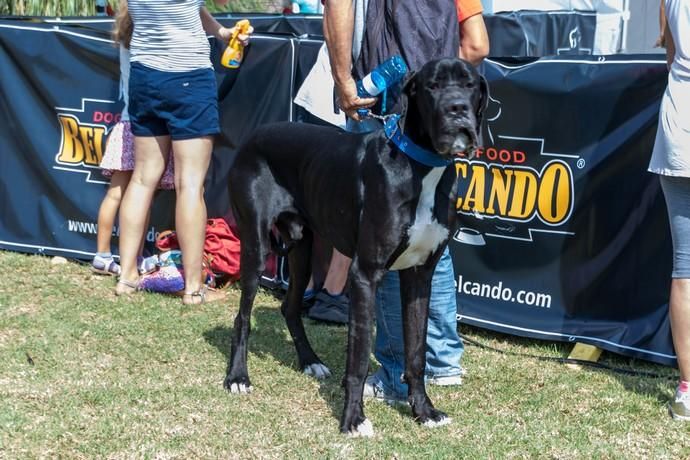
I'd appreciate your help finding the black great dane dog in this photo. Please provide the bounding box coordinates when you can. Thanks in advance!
[225,57,487,436]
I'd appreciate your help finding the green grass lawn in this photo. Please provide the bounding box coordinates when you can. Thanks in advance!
[1,250,688,458]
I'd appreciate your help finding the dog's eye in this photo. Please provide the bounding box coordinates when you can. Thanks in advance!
[428,82,440,90]
[465,82,475,89]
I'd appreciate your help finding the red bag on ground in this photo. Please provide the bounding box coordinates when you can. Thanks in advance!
[204,218,241,280]
[155,218,241,281]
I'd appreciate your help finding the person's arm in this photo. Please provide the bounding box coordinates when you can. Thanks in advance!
[200,5,253,43]
[323,0,375,120]
[459,13,489,66]
[200,6,232,41]
[656,0,666,48]
[665,12,676,70]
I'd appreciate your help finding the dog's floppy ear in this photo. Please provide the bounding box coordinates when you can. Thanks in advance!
[401,70,417,98]
[473,75,489,146]
[397,70,417,130]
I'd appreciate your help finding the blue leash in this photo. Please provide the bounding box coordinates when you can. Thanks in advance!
[381,114,453,168]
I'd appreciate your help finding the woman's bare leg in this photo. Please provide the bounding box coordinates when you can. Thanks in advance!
[172,136,224,303]
[116,135,170,294]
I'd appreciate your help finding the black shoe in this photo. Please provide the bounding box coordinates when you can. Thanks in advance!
[307,289,349,324]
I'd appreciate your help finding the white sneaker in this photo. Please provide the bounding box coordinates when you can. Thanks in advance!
[362,375,406,405]
[427,375,463,386]
[669,389,690,421]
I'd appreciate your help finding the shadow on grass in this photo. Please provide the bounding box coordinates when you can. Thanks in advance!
[461,323,678,403]
[203,304,369,422]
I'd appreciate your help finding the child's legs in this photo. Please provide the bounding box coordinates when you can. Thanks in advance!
[96,171,132,254]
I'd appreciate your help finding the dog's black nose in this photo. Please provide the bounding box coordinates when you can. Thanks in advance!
[443,99,469,115]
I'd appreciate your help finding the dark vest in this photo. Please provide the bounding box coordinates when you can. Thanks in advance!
[353,0,460,114]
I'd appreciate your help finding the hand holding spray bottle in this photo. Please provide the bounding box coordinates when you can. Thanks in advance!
[221,19,252,69]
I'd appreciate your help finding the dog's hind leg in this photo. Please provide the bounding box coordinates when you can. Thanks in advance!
[224,226,270,395]
[339,258,382,437]
[280,225,331,380]
[398,267,451,427]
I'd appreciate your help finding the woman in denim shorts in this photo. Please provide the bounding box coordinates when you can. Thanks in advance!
[115,0,250,304]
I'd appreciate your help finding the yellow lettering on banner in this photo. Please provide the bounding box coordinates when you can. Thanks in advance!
[538,162,571,224]
[79,125,104,166]
[486,168,513,216]
[508,170,538,219]
[455,162,468,210]
[93,127,105,164]
[57,115,84,164]
[461,164,486,213]
[57,115,106,166]
[455,159,573,226]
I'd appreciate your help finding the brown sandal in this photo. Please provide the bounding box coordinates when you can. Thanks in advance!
[182,286,226,305]
[115,277,141,296]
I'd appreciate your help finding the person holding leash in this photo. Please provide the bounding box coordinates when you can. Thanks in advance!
[322,0,489,402]
[649,0,690,420]
[115,0,251,304]
[93,2,174,278]
[298,0,488,327]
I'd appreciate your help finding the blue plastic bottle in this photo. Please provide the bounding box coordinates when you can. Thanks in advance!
[356,55,408,117]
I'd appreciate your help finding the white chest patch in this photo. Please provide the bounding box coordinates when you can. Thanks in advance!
[390,168,449,270]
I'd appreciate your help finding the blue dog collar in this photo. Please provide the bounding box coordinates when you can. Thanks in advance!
[383,114,453,168]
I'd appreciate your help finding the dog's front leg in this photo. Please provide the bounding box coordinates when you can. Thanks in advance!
[399,267,451,427]
[339,259,382,437]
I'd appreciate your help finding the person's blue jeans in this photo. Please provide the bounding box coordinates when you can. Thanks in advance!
[345,118,464,400]
[372,248,464,400]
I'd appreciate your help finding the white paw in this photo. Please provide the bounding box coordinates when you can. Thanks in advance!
[348,418,374,438]
[228,383,252,394]
[423,416,452,428]
[303,363,331,380]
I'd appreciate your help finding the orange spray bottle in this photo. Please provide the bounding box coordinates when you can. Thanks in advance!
[221,19,251,69]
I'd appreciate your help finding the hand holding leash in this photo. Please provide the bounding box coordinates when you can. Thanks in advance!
[334,76,376,122]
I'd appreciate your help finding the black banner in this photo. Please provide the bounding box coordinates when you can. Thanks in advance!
[0,20,176,258]
[0,20,674,365]
[453,56,673,365]
[484,10,596,57]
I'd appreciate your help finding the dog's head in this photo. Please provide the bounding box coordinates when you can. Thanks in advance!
[400,58,488,160]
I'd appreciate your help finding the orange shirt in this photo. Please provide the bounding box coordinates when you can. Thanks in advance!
[456,0,483,22]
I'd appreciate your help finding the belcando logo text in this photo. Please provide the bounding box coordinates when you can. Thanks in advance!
[54,98,122,184]
[453,94,583,245]
[56,114,107,167]
[455,158,574,226]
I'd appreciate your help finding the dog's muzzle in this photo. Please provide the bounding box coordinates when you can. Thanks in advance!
[433,94,479,158]
[451,127,478,157]
[435,123,479,159]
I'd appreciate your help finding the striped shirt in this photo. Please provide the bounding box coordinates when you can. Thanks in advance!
[128,0,211,72]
